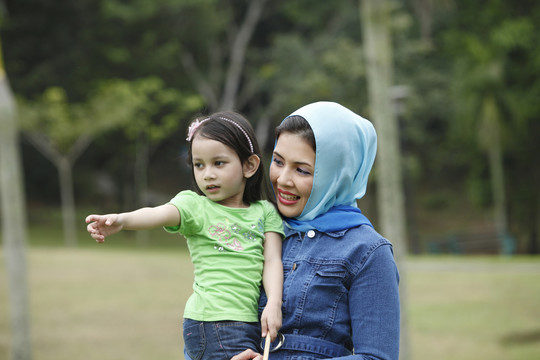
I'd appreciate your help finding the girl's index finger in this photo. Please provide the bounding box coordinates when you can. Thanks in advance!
[85,214,100,223]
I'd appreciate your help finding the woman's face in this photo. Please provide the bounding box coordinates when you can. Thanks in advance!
[270,132,315,218]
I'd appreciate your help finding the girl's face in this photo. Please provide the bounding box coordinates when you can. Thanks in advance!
[270,132,315,218]
[191,135,249,208]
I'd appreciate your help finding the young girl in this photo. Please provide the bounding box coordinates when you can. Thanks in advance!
[85,111,284,360]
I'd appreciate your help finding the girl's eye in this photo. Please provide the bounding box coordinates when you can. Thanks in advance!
[215,161,225,166]
[194,163,204,169]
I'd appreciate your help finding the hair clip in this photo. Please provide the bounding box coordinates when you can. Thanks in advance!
[186,119,209,141]
[186,116,254,154]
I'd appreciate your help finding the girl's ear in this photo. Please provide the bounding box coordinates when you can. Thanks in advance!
[243,154,260,179]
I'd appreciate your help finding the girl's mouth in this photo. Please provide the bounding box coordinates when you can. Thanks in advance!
[206,185,220,193]
[278,189,300,204]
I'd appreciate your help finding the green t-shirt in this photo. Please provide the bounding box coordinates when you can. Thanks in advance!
[164,190,284,322]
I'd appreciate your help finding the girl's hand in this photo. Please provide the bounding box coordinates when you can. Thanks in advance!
[85,214,123,243]
[260,301,282,341]
[230,349,263,360]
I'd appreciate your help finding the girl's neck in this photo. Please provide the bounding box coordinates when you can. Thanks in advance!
[215,197,250,209]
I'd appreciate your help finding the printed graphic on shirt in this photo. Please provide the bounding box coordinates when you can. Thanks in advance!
[208,218,264,252]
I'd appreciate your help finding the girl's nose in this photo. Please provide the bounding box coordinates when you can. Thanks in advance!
[203,169,215,181]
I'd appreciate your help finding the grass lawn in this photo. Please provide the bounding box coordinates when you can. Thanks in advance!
[1,246,539,360]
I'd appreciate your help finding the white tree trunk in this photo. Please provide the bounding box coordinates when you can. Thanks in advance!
[24,134,83,247]
[360,1,410,359]
[134,136,149,245]
[58,157,77,247]
[479,96,508,237]
[0,72,32,360]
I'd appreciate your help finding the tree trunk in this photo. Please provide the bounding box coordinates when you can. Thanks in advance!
[360,1,410,359]
[182,0,268,112]
[23,132,93,247]
[479,95,510,253]
[58,157,77,247]
[134,135,149,245]
[0,67,32,359]
[220,0,267,110]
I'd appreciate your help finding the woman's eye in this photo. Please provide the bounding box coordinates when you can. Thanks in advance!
[215,161,225,166]
[297,168,311,176]
[194,163,204,169]
[272,158,284,166]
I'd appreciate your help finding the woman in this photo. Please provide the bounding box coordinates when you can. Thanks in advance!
[232,101,400,360]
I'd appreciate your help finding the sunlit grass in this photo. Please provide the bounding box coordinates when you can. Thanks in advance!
[1,247,539,360]
[1,247,193,360]
[406,257,540,360]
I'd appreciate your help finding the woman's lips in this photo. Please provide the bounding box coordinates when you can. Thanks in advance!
[278,189,299,205]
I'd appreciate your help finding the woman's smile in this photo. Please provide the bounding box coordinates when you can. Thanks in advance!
[277,188,300,204]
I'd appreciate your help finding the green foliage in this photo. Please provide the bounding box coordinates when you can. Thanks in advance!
[18,81,132,153]
[17,77,203,153]
[439,0,540,248]
[254,33,367,116]
[2,0,540,252]
[117,77,203,143]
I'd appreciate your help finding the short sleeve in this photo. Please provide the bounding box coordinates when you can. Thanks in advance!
[262,201,285,238]
[163,190,204,235]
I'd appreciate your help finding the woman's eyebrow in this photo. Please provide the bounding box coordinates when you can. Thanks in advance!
[273,151,314,168]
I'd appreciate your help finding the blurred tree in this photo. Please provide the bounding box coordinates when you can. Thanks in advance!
[444,0,540,252]
[18,80,146,246]
[245,0,368,148]
[2,0,104,100]
[3,0,538,254]
[0,31,32,359]
[187,0,267,111]
[360,0,410,358]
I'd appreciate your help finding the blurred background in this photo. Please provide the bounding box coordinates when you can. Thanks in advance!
[1,0,539,359]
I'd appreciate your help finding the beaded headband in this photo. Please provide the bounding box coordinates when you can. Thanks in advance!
[186,116,254,154]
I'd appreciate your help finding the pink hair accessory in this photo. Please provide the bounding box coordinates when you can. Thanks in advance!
[218,116,254,153]
[186,118,209,141]
[186,116,254,154]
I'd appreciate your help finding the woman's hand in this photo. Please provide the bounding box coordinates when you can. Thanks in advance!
[230,349,263,360]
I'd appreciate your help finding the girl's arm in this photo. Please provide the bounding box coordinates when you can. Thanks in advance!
[260,231,283,341]
[85,204,180,243]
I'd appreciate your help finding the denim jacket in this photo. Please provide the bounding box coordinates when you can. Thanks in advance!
[259,224,400,360]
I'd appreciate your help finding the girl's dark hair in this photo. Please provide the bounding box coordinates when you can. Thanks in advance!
[275,115,316,151]
[186,111,272,204]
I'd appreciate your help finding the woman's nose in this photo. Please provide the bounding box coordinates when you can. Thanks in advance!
[276,168,294,187]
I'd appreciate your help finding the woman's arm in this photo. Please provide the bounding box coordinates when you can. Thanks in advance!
[86,204,180,243]
[334,244,401,360]
[260,231,283,341]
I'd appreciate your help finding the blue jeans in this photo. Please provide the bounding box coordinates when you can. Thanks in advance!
[183,319,260,360]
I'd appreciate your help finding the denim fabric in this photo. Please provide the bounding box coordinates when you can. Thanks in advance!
[183,319,260,360]
[259,224,400,360]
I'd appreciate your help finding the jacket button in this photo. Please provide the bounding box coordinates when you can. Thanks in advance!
[307,230,316,238]
[292,263,297,271]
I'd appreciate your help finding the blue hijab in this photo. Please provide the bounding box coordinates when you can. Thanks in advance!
[280,101,377,232]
